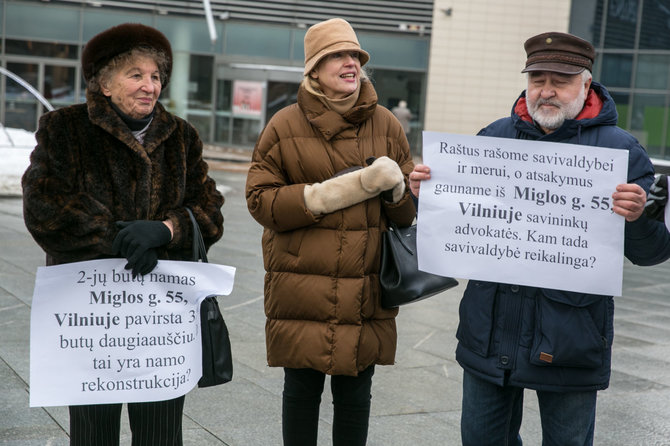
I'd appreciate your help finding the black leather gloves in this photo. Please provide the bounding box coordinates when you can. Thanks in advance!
[112,220,172,277]
[644,174,668,222]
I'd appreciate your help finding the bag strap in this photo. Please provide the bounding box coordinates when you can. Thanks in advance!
[185,207,208,263]
[387,221,414,255]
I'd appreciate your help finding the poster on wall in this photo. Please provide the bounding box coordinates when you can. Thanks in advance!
[232,80,264,118]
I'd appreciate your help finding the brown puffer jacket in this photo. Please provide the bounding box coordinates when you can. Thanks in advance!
[245,81,416,376]
[22,90,224,266]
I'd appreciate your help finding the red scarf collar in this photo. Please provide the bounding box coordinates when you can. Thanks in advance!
[515,89,603,124]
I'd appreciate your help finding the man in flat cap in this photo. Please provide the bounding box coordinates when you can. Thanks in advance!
[410,32,670,445]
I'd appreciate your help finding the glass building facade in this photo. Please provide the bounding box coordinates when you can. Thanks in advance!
[571,0,670,160]
[5,0,670,159]
[0,0,431,151]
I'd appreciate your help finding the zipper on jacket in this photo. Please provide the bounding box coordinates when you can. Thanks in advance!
[497,284,524,370]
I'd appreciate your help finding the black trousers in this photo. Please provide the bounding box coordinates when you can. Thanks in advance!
[282,365,375,446]
[68,396,185,446]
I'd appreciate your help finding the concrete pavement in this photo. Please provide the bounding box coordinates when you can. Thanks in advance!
[2,166,670,445]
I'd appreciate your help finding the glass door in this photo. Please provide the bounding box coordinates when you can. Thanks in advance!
[213,62,301,149]
[4,62,40,131]
[3,60,77,131]
[44,63,76,109]
[214,77,266,148]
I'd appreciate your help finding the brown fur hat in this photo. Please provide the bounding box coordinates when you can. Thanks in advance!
[81,23,173,86]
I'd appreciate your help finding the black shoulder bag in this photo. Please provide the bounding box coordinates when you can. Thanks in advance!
[185,208,233,387]
[380,222,459,309]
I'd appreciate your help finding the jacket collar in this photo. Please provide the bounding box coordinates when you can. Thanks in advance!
[86,90,177,153]
[298,80,378,141]
[511,82,617,140]
[514,87,603,125]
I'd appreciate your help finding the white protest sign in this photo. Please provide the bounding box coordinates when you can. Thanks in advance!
[29,258,235,407]
[418,131,629,296]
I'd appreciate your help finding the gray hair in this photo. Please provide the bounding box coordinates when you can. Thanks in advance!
[526,69,593,82]
[87,46,169,94]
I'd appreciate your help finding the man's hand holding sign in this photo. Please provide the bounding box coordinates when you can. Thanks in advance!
[412,132,644,296]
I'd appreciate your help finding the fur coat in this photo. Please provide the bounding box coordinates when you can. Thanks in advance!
[245,81,416,376]
[22,90,223,266]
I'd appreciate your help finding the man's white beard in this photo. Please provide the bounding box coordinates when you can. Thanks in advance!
[527,87,587,130]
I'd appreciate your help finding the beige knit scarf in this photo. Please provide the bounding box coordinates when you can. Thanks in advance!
[303,76,361,114]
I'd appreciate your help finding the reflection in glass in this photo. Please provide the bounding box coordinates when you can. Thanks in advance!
[631,93,667,157]
[639,0,670,49]
[6,1,80,41]
[215,80,233,145]
[635,54,670,89]
[217,80,232,112]
[5,101,38,132]
[600,53,633,88]
[586,0,605,47]
[188,55,214,110]
[187,112,212,143]
[5,39,78,59]
[610,91,631,129]
[604,0,638,48]
[5,62,39,131]
[45,65,76,106]
[266,81,299,122]
[368,68,426,155]
[215,116,231,143]
[224,23,291,59]
[232,118,261,147]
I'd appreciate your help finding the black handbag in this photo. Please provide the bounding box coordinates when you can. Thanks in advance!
[185,208,233,388]
[380,222,458,309]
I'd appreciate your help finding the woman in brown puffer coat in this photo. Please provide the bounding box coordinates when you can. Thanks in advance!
[245,18,416,446]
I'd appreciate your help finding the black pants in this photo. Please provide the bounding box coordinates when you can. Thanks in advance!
[68,396,185,446]
[282,365,375,446]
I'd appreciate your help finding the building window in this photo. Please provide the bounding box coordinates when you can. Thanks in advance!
[635,54,670,90]
[599,53,633,88]
[188,55,214,111]
[215,79,232,144]
[5,39,78,59]
[639,0,670,49]
[4,62,39,131]
[631,93,669,157]
[603,0,639,49]
[575,0,670,159]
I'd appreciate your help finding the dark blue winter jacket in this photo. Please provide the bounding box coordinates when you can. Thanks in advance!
[456,82,670,392]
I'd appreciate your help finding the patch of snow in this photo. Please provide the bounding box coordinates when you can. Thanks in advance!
[0,126,36,196]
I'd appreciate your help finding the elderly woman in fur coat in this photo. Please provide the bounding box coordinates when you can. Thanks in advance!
[22,23,223,446]
[246,18,416,446]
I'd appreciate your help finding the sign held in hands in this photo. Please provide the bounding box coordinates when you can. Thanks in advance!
[30,258,235,407]
[418,131,628,296]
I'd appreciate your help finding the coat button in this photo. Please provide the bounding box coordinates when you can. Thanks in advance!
[510,285,519,293]
[500,355,509,365]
